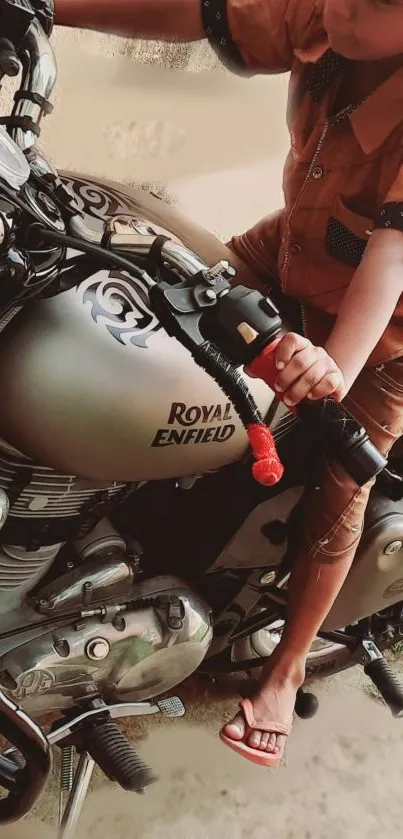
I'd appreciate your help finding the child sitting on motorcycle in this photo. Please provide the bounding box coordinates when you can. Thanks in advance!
[55,0,403,767]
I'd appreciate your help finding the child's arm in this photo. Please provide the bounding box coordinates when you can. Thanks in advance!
[54,0,204,39]
[325,227,403,390]
[274,227,403,406]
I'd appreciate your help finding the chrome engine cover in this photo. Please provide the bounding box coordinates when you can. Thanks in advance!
[0,576,212,716]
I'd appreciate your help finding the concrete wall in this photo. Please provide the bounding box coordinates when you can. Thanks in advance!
[0,28,289,238]
[40,28,288,190]
[52,28,222,71]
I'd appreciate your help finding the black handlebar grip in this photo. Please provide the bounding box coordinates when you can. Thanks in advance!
[297,398,387,486]
[247,346,387,486]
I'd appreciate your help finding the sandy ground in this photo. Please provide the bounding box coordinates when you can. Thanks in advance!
[2,29,403,839]
[6,677,403,839]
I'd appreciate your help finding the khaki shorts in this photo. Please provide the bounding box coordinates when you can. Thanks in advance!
[302,359,403,563]
[226,245,403,564]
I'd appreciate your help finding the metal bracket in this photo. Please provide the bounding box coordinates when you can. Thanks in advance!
[48,697,185,747]
[356,638,383,666]
[58,751,95,839]
[3,695,186,839]
[149,260,234,351]
[53,696,185,838]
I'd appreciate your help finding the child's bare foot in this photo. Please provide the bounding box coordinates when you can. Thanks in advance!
[220,663,304,765]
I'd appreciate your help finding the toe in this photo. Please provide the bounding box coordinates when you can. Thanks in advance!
[247,730,262,750]
[223,713,246,742]
[259,733,270,751]
[274,734,287,756]
[265,733,277,753]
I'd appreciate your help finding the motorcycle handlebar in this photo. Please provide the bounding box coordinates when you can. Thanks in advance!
[11,16,57,151]
[90,238,388,488]
[0,688,51,824]
[0,2,57,152]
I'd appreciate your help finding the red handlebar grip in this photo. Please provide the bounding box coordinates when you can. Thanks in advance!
[247,424,284,486]
[246,339,281,389]
[245,339,285,486]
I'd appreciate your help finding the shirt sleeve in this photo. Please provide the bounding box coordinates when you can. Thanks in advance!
[200,0,318,75]
[228,210,284,280]
[376,167,403,232]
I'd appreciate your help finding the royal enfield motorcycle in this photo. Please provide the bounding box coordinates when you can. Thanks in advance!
[0,1,403,834]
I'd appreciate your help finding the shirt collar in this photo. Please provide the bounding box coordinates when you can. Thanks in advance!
[295,40,403,155]
[349,67,403,155]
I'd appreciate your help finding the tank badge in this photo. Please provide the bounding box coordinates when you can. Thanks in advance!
[151,401,236,447]
[80,270,161,348]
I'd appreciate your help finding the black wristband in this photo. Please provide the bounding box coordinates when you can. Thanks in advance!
[376,202,403,232]
[200,0,247,74]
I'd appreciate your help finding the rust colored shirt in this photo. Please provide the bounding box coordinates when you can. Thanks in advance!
[201,0,403,365]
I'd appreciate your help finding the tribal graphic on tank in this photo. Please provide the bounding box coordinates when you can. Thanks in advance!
[61,175,145,220]
[80,269,162,349]
[60,175,164,348]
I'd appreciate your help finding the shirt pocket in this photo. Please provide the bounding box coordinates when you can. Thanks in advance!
[325,195,374,269]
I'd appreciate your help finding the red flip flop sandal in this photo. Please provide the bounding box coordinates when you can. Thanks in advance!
[219,697,292,767]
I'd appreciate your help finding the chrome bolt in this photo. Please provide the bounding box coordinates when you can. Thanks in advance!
[204,289,217,302]
[204,260,236,283]
[384,541,403,555]
[86,638,110,661]
[260,570,276,586]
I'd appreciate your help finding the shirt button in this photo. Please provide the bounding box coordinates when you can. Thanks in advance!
[312,166,324,180]
[290,243,302,255]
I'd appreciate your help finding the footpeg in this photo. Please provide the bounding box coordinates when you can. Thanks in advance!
[157,696,185,717]
[82,718,158,792]
[361,639,403,717]
[365,657,403,717]
[295,688,319,719]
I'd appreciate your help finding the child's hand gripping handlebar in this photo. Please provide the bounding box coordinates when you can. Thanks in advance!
[149,258,387,489]
[246,339,387,487]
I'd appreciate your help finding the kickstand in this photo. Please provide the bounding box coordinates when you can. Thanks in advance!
[58,750,95,839]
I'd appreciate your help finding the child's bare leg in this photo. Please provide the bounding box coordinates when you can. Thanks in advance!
[224,544,357,753]
[222,361,402,759]
[224,459,371,754]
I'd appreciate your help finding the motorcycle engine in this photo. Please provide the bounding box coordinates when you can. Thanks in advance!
[0,461,212,716]
[0,572,213,716]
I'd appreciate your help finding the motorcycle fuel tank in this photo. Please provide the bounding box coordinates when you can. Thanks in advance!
[0,175,273,481]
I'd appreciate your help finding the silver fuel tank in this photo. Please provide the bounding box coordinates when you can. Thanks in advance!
[0,175,274,482]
